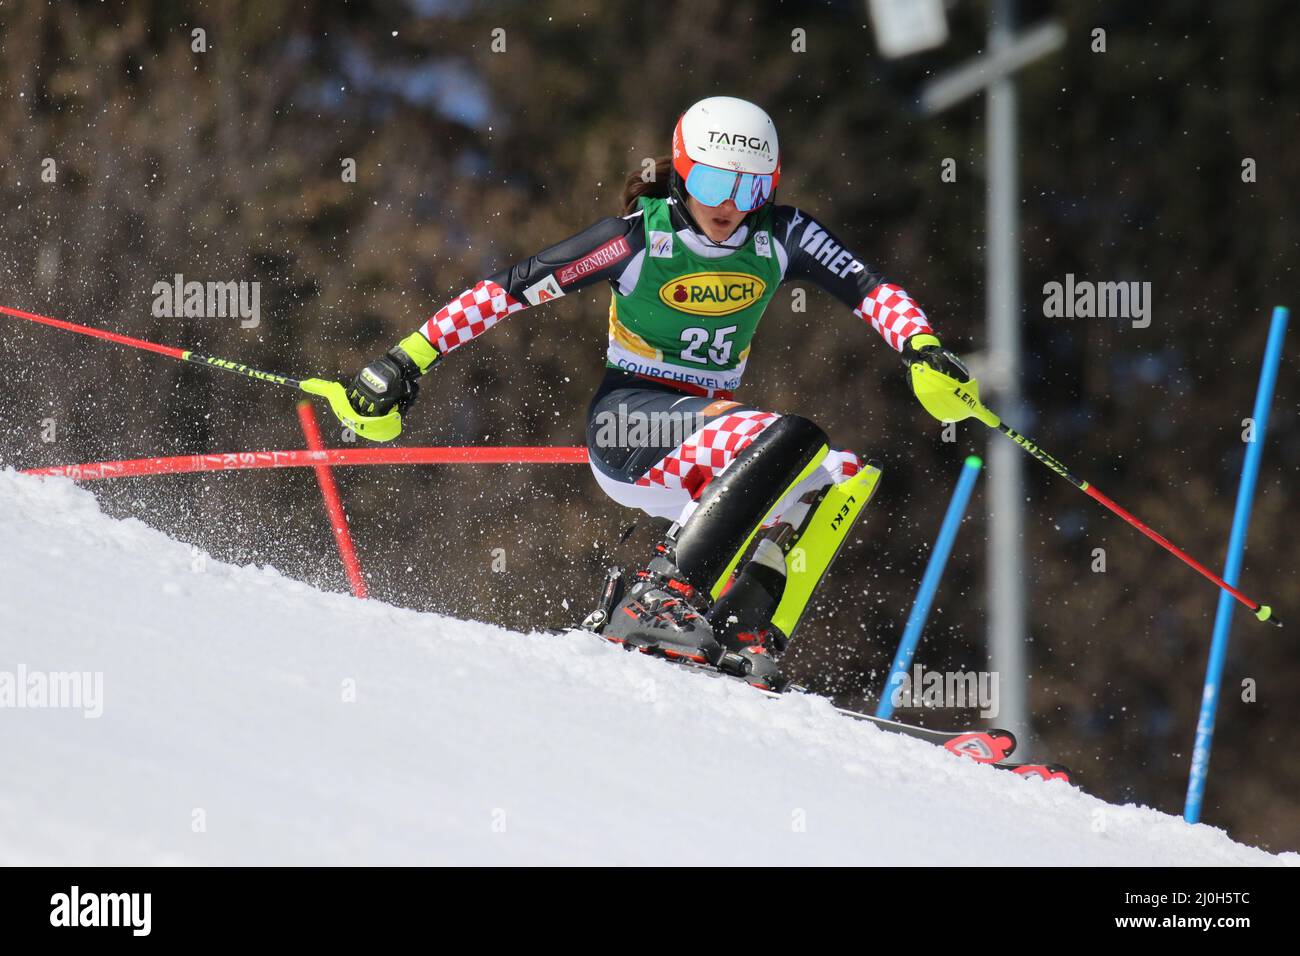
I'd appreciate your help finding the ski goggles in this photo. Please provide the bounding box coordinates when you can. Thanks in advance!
[682,163,775,212]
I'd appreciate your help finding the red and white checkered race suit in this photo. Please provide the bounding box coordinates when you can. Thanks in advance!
[409,205,935,522]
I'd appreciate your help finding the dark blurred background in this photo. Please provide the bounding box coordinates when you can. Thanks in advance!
[0,0,1295,851]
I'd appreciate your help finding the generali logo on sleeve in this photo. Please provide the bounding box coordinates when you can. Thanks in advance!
[557,237,631,286]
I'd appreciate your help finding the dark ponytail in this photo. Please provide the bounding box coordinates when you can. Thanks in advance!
[620,156,673,214]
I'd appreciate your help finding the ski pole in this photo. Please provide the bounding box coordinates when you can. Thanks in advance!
[1,304,402,440]
[909,363,1282,627]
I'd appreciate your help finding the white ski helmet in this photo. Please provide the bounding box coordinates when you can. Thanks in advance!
[672,96,780,211]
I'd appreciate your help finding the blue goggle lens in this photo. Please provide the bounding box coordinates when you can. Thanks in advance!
[683,164,774,212]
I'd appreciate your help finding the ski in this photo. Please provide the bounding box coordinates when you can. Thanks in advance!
[547,625,1059,771]
[740,665,1074,781]
[740,669,1074,781]
[556,566,1075,782]
[1000,763,1075,782]
[741,678,1017,763]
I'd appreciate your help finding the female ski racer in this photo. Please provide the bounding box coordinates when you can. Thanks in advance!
[337,96,976,690]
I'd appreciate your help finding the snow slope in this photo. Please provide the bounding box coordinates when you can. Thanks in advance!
[0,470,1290,866]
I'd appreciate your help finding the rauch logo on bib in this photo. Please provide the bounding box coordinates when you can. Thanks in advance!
[658,272,766,316]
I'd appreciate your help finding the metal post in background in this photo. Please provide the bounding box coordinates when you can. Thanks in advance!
[985,0,1029,741]
[916,2,1063,745]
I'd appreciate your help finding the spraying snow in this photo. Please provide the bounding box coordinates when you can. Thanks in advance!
[0,470,1289,865]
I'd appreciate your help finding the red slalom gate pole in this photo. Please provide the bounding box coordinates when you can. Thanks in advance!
[22,446,590,480]
[297,401,368,600]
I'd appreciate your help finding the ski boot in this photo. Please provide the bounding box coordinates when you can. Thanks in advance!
[710,538,792,692]
[594,545,724,665]
[718,637,788,692]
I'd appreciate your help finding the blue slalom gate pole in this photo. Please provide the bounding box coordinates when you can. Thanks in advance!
[876,455,983,719]
[1183,306,1289,824]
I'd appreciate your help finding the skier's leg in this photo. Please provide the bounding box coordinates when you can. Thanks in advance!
[660,417,861,689]
[666,412,830,596]
[585,377,828,667]
[586,376,829,550]
[585,380,748,660]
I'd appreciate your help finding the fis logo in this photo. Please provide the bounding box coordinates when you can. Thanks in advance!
[658,272,766,316]
[649,231,675,258]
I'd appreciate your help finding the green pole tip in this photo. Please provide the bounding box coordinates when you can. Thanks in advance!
[1256,604,1272,622]
[964,455,983,469]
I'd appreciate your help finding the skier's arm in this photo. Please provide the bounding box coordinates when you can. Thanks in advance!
[346,215,645,417]
[418,216,642,357]
[771,206,938,351]
[772,207,976,420]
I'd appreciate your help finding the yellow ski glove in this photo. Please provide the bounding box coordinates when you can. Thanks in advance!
[317,331,440,442]
[901,333,991,425]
